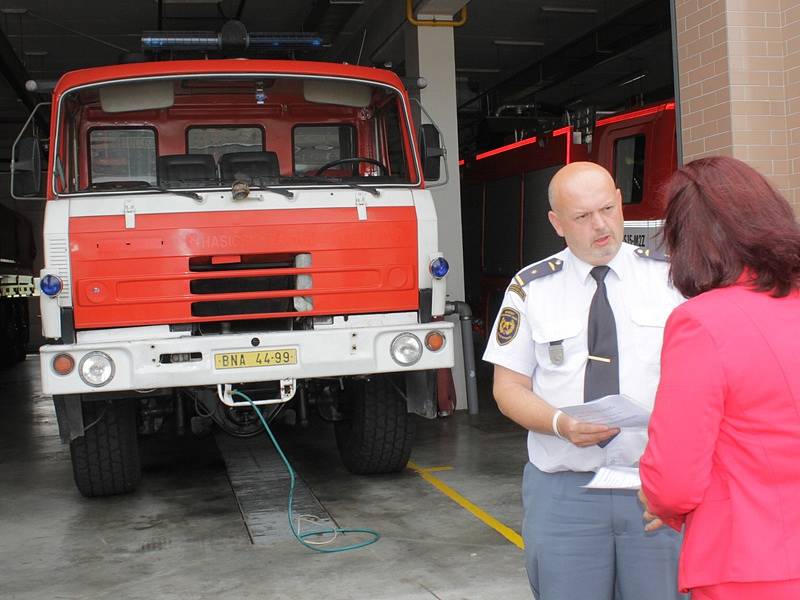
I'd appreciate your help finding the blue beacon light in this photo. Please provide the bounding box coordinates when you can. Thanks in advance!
[40,274,63,297]
[429,257,449,279]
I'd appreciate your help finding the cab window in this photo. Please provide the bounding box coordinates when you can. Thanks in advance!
[614,135,645,205]
[187,126,264,162]
[89,128,157,187]
[293,125,355,175]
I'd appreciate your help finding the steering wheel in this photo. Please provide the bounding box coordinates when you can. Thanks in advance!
[314,157,389,177]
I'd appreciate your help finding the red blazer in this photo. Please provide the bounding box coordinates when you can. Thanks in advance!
[640,284,800,592]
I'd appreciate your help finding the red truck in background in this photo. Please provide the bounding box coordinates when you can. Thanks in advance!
[0,204,36,367]
[459,101,677,334]
[14,59,456,497]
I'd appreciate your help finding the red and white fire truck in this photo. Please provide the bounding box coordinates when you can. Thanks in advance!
[459,101,677,334]
[17,59,455,497]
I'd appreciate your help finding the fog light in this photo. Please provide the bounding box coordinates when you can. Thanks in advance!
[424,331,445,352]
[52,353,75,375]
[390,333,422,366]
[40,274,63,297]
[78,352,115,387]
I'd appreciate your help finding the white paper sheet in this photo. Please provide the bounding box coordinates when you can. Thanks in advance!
[583,466,641,490]
[560,394,651,428]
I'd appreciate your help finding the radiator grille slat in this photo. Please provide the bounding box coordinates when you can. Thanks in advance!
[191,298,292,317]
[190,253,303,317]
[190,275,295,295]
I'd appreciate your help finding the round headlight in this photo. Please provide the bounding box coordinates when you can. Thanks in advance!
[390,333,423,366]
[78,352,115,387]
[429,257,449,279]
[40,274,63,297]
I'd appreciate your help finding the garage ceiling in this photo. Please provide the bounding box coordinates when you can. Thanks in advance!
[0,0,674,162]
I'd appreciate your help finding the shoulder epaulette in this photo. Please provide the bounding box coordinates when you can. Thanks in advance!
[507,282,526,301]
[634,246,669,262]
[514,257,564,287]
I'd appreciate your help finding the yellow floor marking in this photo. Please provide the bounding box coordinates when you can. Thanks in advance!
[420,466,453,473]
[407,461,524,550]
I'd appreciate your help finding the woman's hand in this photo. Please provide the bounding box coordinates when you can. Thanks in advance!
[638,488,665,531]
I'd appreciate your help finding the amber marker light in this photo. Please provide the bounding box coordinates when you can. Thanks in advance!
[53,353,75,375]
[425,331,445,352]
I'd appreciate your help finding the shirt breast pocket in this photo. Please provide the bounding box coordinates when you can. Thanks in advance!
[628,306,672,365]
[531,318,584,372]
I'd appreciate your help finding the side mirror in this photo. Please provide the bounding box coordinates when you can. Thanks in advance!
[419,123,444,181]
[11,136,43,198]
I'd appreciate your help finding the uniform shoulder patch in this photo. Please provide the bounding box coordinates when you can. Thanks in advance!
[507,283,526,301]
[496,307,520,346]
[514,257,564,287]
[634,246,669,262]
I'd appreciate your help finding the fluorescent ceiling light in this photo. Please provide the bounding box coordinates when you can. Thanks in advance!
[156,0,221,4]
[455,68,501,73]
[540,6,598,14]
[617,71,648,87]
[493,39,545,47]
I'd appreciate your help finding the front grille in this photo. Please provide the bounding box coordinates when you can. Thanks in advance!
[191,298,293,317]
[189,253,294,272]
[190,275,295,295]
[189,252,306,318]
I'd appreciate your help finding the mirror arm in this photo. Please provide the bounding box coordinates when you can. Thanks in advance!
[11,102,50,200]
[411,98,449,189]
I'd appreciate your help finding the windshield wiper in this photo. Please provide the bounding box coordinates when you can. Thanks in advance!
[261,186,295,199]
[235,178,295,199]
[144,186,204,202]
[86,181,205,202]
[292,176,380,197]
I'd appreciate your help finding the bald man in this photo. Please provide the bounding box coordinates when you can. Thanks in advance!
[483,163,687,599]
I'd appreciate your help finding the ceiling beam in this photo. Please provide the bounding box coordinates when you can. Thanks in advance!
[0,27,48,131]
[458,0,670,112]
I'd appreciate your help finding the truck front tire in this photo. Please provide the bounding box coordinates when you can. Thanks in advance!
[335,374,415,475]
[70,398,142,497]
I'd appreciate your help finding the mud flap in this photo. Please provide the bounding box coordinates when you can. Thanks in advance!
[404,369,437,419]
[53,394,85,442]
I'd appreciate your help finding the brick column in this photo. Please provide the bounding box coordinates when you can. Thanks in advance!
[785,1,800,208]
[675,0,800,211]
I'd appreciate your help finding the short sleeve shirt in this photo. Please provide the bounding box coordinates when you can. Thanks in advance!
[482,243,685,473]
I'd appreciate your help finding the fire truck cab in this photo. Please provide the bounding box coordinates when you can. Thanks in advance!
[460,101,677,336]
[24,59,455,497]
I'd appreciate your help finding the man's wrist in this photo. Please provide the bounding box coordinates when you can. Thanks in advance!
[552,409,566,440]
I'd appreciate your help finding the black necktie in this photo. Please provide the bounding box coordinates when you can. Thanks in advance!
[584,266,619,403]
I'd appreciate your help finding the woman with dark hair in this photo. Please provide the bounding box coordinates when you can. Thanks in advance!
[638,156,800,600]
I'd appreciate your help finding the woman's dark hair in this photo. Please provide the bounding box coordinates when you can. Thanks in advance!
[662,156,800,298]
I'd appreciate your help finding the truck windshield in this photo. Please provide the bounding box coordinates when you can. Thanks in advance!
[56,74,418,195]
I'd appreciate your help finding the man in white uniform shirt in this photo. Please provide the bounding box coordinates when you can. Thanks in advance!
[483,162,686,599]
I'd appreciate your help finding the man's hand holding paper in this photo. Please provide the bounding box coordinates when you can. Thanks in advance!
[560,394,651,428]
[558,394,652,488]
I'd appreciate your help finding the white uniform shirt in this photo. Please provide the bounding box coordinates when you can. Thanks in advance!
[483,243,685,473]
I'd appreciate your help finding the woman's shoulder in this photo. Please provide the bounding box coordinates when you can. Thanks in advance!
[669,286,745,325]
[674,284,800,326]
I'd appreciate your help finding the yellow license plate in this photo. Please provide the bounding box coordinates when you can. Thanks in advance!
[214,349,297,370]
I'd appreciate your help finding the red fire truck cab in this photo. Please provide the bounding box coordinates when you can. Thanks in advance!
[23,59,455,497]
[460,101,677,335]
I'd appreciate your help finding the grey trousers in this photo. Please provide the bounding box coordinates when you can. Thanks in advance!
[522,462,688,600]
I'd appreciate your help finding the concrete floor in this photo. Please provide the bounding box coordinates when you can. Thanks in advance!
[0,356,532,600]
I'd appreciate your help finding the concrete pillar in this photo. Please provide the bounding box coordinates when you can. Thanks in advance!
[675,0,800,212]
[405,24,469,409]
